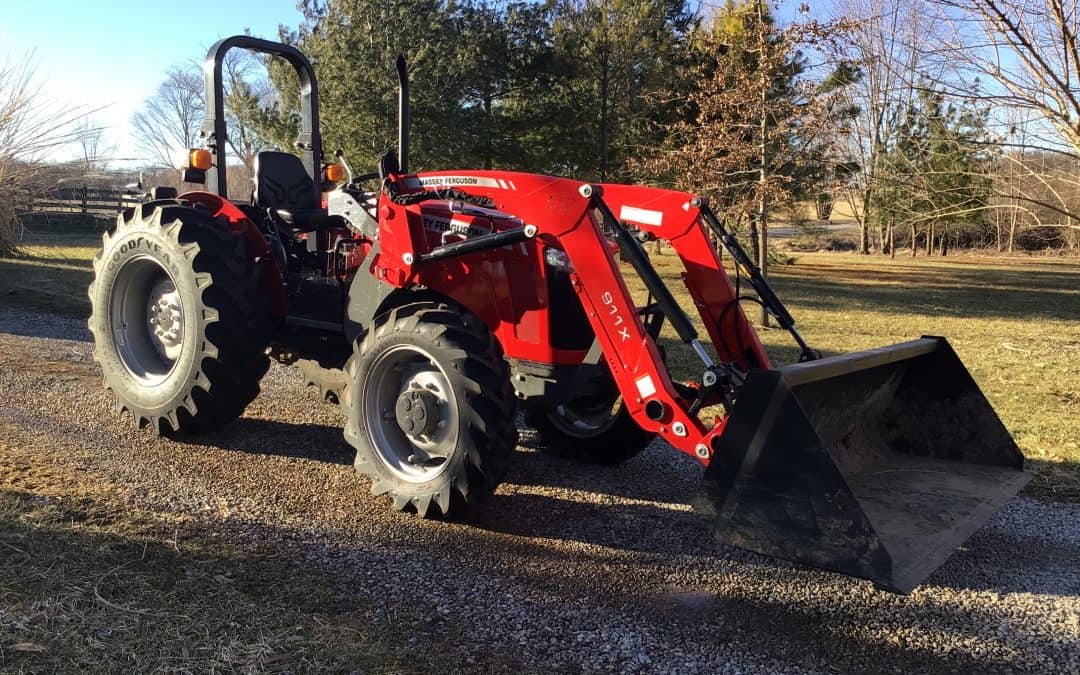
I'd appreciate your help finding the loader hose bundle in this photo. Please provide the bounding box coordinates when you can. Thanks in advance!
[388,184,494,209]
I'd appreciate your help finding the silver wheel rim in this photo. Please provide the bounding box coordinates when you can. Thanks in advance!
[547,396,623,438]
[109,255,184,386]
[363,344,459,484]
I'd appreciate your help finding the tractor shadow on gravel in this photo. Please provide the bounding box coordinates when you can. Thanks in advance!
[509,434,703,504]
[471,489,715,557]
[193,417,355,466]
[491,435,1080,597]
[473,482,1079,597]
[171,415,1077,598]
[0,310,91,342]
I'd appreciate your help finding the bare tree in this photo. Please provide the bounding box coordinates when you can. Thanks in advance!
[131,64,204,169]
[76,117,115,174]
[827,0,933,254]
[222,50,271,170]
[923,0,1080,249]
[1,51,94,255]
[935,0,1080,155]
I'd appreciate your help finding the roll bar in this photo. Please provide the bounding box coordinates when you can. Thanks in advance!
[200,35,323,198]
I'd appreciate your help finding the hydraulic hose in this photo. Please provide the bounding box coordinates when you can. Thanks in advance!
[593,197,699,345]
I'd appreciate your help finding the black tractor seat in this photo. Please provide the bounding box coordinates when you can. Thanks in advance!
[253,151,344,231]
[267,207,343,232]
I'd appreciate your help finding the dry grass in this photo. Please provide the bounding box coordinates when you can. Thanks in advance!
[0,443,487,673]
[0,230,97,315]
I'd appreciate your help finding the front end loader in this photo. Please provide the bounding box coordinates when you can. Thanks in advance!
[88,36,1029,594]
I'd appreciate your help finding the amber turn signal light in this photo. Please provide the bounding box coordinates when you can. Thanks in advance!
[189,149,213,171]
[323,163,345,183]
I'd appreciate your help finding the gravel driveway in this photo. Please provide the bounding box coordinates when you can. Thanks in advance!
[1,308,1076,674]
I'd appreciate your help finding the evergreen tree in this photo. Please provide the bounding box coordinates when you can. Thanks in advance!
[546,0,697,180]
[452,1,559,170]
[874,82,993,255]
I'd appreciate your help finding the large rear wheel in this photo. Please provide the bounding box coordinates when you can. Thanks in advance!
[88,201,269,434]
[526,392,655,465]
[342,302,517,518]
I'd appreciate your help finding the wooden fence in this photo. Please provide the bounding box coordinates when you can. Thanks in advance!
[13,186,141,220]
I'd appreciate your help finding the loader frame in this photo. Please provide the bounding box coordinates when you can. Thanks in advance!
[371,169,798,462]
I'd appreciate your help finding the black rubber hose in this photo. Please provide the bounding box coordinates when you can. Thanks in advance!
[594,198,699,344]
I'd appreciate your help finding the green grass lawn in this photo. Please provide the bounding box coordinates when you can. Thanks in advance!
[2,231,1077,502]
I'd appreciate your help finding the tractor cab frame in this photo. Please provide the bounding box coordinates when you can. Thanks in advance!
[199,35,324,199]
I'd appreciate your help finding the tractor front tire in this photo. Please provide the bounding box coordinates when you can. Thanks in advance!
[88,201,269,435]
[342,302,517,518]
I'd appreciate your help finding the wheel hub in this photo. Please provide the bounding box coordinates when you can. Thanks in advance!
[395,389,440,437]
[109,256,184,386]
[363,345,460,484]
[146,278,184,362]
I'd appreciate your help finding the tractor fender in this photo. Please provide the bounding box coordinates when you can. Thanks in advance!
[345,242,394,343]
[344,241,469,345]
[181,191,286,317]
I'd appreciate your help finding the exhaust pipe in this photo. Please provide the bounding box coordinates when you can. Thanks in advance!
[396,55,409,174]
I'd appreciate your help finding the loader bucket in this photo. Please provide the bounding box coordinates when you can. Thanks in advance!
[693,337,1031,593]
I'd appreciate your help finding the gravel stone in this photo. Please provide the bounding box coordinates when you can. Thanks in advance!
[0,308,1077,674]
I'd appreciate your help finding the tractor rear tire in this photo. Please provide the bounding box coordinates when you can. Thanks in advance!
[525,397,655,465]
[342,302,517,518]
[88,201,269,435]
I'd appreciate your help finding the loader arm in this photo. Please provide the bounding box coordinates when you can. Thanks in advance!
[378,170,727,461]
[597,184,771,371]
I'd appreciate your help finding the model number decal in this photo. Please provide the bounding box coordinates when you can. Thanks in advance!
[601,291,632,343]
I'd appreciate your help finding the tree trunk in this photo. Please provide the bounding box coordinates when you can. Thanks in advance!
[748,215,761,268]
[889,224,896,259]
[940,226,949,256]
[1007,204,1018,253]
[756,2,769,328]
[483,96,494,170]
[911,225,918,257]
[758,198,769,327]
[926,223,934,256]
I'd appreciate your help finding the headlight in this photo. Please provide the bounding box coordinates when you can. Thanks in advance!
[544,247,574,273]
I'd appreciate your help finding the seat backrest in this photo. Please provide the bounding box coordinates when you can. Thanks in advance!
[253,151,319,211]
[378,149,400,181]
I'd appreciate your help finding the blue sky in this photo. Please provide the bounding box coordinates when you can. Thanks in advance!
[0,0,304,164]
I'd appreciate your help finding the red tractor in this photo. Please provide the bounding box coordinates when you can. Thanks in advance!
[89,36,1029,593]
